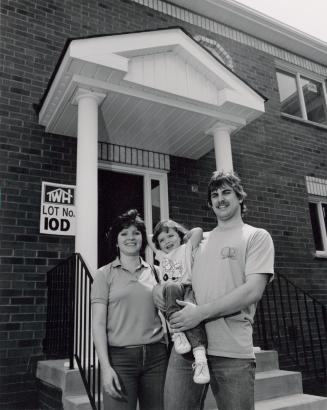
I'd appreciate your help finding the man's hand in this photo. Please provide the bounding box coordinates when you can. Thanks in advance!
[152,284,167,311]
[169,300,203,331]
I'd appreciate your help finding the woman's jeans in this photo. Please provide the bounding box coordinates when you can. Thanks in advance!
[163,282,207,349]
[164,348,256,410]
[104,343,168,410]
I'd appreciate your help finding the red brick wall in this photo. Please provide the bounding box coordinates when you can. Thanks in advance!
[1,0,326,407]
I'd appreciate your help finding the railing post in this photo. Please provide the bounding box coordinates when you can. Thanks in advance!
[69,254,76,370]
[258,299,268,349]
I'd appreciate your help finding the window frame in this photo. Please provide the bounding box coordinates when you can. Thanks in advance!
[275,60,327,129]
[308,197,327,258]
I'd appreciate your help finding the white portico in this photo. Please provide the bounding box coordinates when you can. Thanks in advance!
[38,27,265,273]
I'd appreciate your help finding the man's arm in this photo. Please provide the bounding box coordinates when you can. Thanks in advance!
[169,273,269,331]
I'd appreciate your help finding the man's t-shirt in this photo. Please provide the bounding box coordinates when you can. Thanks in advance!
[191,222,274,359]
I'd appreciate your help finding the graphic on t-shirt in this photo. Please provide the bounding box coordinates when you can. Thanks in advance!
[221,246,237,259]
[161,257,183,282]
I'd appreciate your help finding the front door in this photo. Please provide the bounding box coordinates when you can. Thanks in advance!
[98,169,144,267]
[98,167,169,267]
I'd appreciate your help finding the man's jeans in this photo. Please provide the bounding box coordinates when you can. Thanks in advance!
[105,343,168,410]
[164,348,256,410]
[163,282,207,348]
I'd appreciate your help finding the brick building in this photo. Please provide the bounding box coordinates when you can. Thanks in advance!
[1,0,326,408]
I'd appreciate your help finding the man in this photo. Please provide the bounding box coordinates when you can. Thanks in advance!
[163,171,274,410]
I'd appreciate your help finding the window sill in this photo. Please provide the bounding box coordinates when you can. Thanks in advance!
[314,251,327,259]
[281,113,327,131]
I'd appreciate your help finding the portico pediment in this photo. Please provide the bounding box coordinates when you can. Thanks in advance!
[38,27,265,159]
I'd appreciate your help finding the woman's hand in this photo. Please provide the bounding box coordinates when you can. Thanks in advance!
[102,366,123,399]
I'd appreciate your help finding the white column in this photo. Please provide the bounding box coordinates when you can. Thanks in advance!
[208,124,235,172]
[73,89,105,275]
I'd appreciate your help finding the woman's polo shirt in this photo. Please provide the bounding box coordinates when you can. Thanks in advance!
[91,258,164,347]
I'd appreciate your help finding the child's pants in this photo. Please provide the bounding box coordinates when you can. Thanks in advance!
[162,282,207,349]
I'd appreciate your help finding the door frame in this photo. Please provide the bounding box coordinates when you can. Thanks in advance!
[98,162,169,262]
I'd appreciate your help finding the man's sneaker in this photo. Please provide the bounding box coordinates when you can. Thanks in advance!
[192,361,210,384]
[172,332,191,354]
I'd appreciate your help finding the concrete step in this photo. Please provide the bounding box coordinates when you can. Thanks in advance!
[204,368,303,409]
[205,393,327,410]
[62,374,325,410]
[256,350,279,372]
[38,354,325,410]
[255,393,327,410]
[37,359,86,396]
[255,370,302,401]
[63,394,94,410]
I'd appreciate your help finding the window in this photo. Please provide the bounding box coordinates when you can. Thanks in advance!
[309,201,327,253]
[276,69,327,126]
[306,176,327,256]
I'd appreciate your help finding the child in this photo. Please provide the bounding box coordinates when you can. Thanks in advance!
[149,220,210,384]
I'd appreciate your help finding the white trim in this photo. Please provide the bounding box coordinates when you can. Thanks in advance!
[308,197,327,254]
[314,251,327,259]
[275,59,327,82]
[306,176,327,197]
[306,178,327,254]
[71,74,251,126]
[322,81,327,111]
[317,201,327,252]
[295,73,307,120]
[144,174,152,263]
[281,113,327,131]
[39,27,265,161]
[71,75,249,124]
[99,161,169,176]
[131,0,327,75]
[276,63,327,127]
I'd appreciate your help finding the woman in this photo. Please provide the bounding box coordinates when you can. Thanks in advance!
[91,209,168,410]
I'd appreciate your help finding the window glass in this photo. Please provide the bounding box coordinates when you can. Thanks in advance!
[276,71,302,117]
[300,77,327,125]
[309,202,323,251]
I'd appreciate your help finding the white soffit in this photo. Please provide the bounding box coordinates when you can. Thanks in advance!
[38,28,265,159]
[170,0,327,67]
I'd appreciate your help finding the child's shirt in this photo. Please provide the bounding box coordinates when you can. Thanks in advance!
[155,241,193,285]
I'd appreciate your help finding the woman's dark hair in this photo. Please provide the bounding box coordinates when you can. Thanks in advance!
[207,171,247,216]
[152,219,188,250]
[107,209,147,261]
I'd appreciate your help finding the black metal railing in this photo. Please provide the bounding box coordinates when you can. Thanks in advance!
[254,273,327,384]
[44,253,101,409]
[74,253,101,410]
[43,254,75,369]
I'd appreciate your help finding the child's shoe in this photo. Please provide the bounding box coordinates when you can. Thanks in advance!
[172,332,191,354]
[192,360,210,384]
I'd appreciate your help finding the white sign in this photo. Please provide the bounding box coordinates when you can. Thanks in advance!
[40,181,76,236]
